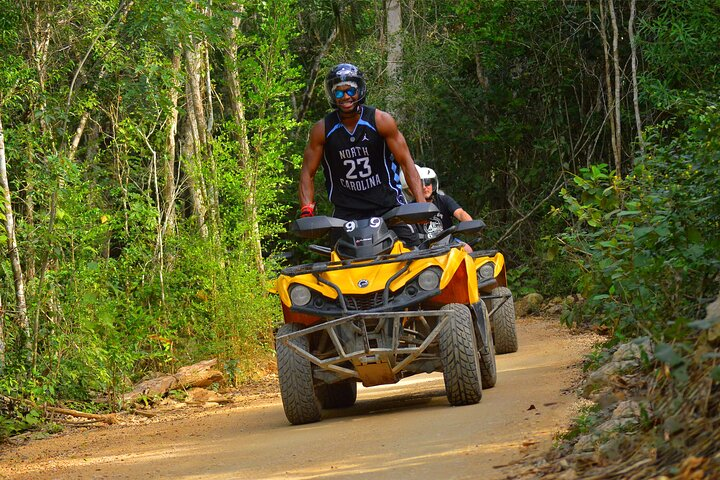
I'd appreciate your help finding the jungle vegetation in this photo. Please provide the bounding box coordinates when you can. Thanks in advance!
[0,0,718,438]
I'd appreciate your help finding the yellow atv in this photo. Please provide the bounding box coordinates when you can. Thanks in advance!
[272,203,497,425]
[417,226,519,355]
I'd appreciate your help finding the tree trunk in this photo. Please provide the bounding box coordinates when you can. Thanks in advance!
[182,41,210,238]
[386,0,402,81]
[68,111,90,162]
[122,359,224,404]
[164,50,180,240]
[225,18,250,167]
[225,11,266,277]
[26,3,52,140]
[628,0,644,158]
[184,41,209,146]
[597,0,620,175]
[474,52,490,126]
[203,40,221,244]
[0,111,30,353]
[246,167,265,277]
[109,103,130,236]
[474,53,490,90]
[0,292,5,373]
[386,0,403,115]
[137,128,166,305]
[23,153,35,281]
[20,3,53,284]
[608,0,623,175]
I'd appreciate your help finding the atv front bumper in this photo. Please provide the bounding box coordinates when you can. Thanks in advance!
[276,310,449,387]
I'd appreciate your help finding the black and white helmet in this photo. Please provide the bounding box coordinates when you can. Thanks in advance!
[324,63,367,109]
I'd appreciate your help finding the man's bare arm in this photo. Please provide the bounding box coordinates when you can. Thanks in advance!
[299,120,325,208]
[453,208,473,222]
[375,109,426,203]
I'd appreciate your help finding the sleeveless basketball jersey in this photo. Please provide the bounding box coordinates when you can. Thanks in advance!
[322,106,407,212]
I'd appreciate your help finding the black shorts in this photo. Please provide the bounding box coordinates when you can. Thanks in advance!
[331,206,420,248]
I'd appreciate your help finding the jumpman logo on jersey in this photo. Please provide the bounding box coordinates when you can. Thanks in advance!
[361,133,370,142]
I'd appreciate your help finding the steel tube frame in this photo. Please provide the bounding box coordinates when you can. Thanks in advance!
[277,310,449,380]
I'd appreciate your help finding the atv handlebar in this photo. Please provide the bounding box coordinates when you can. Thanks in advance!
[419,219,486,250]
[382,203,439,225]
[290,203,440,238]
[419,225,457,249]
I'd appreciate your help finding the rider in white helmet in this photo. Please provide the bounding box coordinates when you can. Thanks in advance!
[401,165,474,253]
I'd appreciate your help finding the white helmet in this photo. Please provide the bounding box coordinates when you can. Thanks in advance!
[400,165,439,201]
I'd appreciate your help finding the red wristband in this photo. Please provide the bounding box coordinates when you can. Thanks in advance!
[299,203,315,218]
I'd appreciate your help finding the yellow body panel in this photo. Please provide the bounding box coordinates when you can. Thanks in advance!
[473,251,507,288]
[275,242,479,309]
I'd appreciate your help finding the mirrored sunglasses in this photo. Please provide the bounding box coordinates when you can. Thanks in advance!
[422,179,433,186]
[333,87,357,99]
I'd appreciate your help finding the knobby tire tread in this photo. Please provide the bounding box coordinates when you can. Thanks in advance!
[276,323,322,425]
[438,304,482,406]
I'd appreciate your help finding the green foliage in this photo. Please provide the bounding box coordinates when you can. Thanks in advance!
[638,0,720,92]
[0,373,50,439]
[556,97,720,341]
[0,0,295,436]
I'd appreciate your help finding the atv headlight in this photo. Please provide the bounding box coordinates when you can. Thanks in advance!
[478,262,495,280]
[418,268,441,291]
[289,285,312,306]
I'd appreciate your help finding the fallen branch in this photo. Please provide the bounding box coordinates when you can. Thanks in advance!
[45,406,117,425]
[1,393,118,425]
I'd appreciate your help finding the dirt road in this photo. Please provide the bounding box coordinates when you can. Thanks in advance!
[0,316,598,480]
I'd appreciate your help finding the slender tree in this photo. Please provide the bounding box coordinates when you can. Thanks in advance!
[386,0,402,115]
[597,0,621,175]
[608,0,623,175]
[0,111,30,354]
[628,0,644,157]
[164,50,181,240]
[386,0,402,80]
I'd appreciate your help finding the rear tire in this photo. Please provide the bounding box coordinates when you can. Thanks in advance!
[276,323,322,425]
[491,287,519,354]
[438,304,482,406]
[477,302,497,388]
[315,381,357,409]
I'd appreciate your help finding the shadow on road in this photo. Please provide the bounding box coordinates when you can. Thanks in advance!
[322,385,449,421]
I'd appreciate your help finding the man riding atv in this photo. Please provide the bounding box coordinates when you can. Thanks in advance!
[298,63,425,247]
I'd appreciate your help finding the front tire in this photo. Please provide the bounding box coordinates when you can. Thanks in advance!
[438,304,482,406]
[491,287,519,354]
[276,323,322,425]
